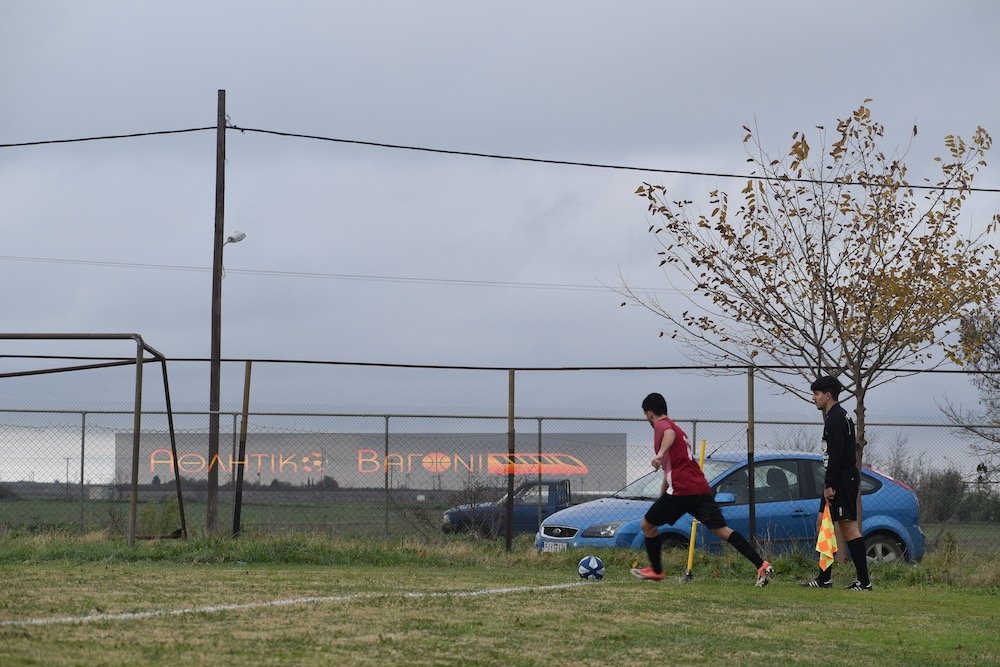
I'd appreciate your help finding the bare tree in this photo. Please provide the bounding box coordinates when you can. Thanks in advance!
[865,433,927,489]
[941,314,1000,484]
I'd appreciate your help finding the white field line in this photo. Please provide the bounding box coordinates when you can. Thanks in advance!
[0,581,588,628]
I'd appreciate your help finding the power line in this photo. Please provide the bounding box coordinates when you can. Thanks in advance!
[229,125,1000,193]
[3,124,998,193]
[0,254,682,294]
[0,127,214,148]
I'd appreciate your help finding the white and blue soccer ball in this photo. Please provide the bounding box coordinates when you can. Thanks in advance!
[577,555,605,580]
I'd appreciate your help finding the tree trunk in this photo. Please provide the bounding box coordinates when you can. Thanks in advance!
[854,389,866,532]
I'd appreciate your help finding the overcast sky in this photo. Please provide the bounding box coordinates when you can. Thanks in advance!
[2,1,999,472]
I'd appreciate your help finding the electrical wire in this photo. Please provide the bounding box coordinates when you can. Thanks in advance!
[230,125,1000,193]
[2,353,997,374]
[0,127,214,148]
[0,254,681,294]
[2,124,997,193]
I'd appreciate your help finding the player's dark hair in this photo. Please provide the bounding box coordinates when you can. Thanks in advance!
[810,375,844,399]
[642,392,668,415]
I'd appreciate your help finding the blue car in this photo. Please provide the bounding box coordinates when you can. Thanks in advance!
[535,452,925,563]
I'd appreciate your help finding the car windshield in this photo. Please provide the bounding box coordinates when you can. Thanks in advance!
[614,459,736,499]
[495,483,551,505]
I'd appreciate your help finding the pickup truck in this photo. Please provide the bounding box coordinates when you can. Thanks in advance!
[441,479,573,538]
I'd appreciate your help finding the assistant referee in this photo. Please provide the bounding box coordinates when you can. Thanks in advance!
[802,375,872,591]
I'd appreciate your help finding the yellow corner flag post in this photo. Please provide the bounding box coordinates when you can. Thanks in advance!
[684,438,708,581]
[816,504,838,570]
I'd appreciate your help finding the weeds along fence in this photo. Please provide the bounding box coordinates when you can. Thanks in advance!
[1,406,997,556]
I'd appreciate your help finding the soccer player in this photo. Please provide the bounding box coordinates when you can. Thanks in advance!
[801,375,872,591]
[631,392,773,586]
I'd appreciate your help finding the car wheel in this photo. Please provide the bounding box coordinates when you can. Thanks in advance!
[865,533,904,563]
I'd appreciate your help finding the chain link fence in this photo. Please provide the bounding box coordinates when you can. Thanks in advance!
[1,406,997,557]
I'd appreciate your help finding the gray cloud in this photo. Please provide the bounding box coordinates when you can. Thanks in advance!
[2,1,998,474]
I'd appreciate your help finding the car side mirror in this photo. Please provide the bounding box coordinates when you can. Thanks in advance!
[715,492,736,505]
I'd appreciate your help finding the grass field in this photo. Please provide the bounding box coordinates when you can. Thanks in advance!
[922,522,1000,552]
[0,534,997,666]
[0,497,448,539]
[6,498,1000,555]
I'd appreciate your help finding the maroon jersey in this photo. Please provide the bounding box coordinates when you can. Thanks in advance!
[654,417,711,496]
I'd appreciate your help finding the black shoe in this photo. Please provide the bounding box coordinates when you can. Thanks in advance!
[846,580,873,591]
[800,578,832,589]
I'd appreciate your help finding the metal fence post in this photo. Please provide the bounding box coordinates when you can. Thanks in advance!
[127,339,144,548]
[384,415,390,539]
[536,417,543,527]
[505,370,515,552]
[79,411,86,532]
[232,360,252,538]
[231,413,238,487]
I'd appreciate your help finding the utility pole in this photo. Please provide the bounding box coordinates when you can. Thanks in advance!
[207,89,226,534]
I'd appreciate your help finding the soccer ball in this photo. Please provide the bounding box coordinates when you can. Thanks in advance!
[577,555,605,580]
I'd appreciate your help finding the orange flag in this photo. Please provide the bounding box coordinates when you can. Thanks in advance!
[816,504,838,570]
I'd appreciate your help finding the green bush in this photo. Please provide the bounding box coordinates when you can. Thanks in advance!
[137,498,182,537]
[959,489,1000,521]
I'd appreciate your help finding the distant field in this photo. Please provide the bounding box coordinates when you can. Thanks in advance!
[0,536,997,667]
[0,496,449,538]
[4,497,999,555]
[922,522,1000,551]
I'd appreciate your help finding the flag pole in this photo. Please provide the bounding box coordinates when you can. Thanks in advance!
[684,438,708,581]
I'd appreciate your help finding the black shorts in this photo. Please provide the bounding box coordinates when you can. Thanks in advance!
[821,470,859,522]
[644,493,726,530]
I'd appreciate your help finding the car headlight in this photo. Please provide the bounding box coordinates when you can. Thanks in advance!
[582,521,625,538]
